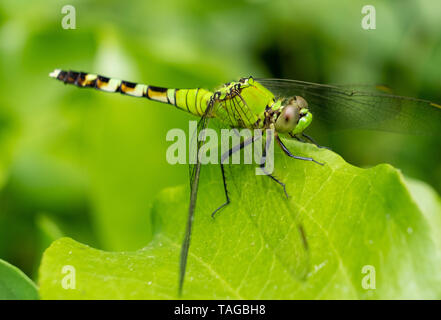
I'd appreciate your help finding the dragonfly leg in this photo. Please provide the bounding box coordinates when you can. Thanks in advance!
[301,133,331,150]
[277,135,324,166]
[293,135,308,143]
[212,134,260,218]
[259,132,290,198]
[260,163,289,198]
[211,163,230,218]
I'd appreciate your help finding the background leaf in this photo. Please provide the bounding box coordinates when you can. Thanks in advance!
[39,140,441,299]
[406,178,441,252]
[0,258,38,300]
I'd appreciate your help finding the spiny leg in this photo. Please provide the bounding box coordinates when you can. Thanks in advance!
[277,135,324,166]
[301,133,331,150]
[211,163,230,218]
[260,131,289,198]
[261,164,289,198]
[293,135,308,144]
[211,134,260,218]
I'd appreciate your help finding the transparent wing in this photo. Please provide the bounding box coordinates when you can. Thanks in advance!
[257,78,441,135]
[213,93,259,128]
[179,101,214,295]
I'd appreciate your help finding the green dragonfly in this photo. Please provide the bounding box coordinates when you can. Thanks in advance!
[49,69,441,294]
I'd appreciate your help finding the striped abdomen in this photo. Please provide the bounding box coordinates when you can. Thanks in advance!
[49,69,213,117]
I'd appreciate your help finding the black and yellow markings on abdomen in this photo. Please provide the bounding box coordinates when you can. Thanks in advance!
[146,86,169,103]
[53,70,143,96]
[52,69,170,101]
[50,69,212,117]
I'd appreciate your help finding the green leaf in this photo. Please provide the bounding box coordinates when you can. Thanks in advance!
[0,259,39,300]
[405,178,441,253]
[38,140,441,299]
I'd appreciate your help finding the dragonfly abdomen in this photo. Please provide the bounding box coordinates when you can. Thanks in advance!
[49,69,213,117]
[173,88,213,117]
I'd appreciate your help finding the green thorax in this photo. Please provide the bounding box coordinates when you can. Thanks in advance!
[211,77,282,129]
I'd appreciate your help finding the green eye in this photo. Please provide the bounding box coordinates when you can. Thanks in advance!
[275,105,300,133]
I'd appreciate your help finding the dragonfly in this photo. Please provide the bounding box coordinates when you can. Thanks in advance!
[49,69,441,295]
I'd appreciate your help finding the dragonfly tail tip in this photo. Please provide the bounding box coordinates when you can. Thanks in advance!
[49,69,61,78]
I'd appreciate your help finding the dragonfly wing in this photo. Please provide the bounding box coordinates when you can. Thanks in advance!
[213,93,259,128]
[179,100,214,295]
[257,78,441,135]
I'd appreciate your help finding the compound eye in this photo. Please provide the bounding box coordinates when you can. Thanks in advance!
[295,96,308,109]
[275,105,300,133]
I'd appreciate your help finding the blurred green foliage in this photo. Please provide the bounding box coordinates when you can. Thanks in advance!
[0,258,38,299]
[0,0,440,283]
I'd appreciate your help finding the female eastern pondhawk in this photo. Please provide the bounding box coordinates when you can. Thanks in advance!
[49,69,441,294]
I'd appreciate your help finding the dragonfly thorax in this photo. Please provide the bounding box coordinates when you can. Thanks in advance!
[212,77,313,135]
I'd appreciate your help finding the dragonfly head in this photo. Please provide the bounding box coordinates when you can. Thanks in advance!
[275,96,312,135]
